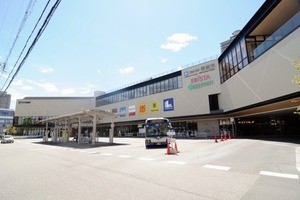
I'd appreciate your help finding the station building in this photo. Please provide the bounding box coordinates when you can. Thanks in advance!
[15,0,300,138]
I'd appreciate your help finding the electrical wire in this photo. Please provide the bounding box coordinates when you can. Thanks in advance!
[0,0,62,99]
[1,0,36,74]
[0,0,52,91]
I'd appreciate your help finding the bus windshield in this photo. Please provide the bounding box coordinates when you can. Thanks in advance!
[145,118,172,137]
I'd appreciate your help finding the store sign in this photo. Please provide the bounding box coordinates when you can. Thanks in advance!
[18,100,31,104]
[188,73,213,90]
[139,103,147,115]
[184,63,215,78]
[128,105,136,116]
[163,98,174,111]
[119,107,126,117]
[112,108,117,113]
[150,101,160,112]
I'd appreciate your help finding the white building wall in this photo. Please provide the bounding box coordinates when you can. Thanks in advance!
[15,97,95,117]
[99,59,221,123]
[219,28,300,112]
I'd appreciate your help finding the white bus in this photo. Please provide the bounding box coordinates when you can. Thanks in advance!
[144,117,174,148]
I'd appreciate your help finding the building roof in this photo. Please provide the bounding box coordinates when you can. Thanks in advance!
[38,109,117,124]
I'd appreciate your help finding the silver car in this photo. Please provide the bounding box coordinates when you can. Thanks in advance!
[1,135,14,143]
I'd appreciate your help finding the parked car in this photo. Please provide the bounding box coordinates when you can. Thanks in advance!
[1,135,14,143]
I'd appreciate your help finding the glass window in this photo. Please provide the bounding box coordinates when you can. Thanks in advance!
[168,78,174,90]
[178,76,182,88]
[240,39,247,59]
[236,43,242,64]
[149,84,154,95]
[231,49,237,67]
[164,80,169,91]
[156,82,161,93]
[173,77,178,89]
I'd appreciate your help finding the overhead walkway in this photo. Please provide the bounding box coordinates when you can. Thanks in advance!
[39,109,118,145]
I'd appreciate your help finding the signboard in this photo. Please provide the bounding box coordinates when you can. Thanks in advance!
[128,105,136,116]
[119,107,126,117]
[163,98,174,111]
[150,101,160,112]
[139,103,147,115]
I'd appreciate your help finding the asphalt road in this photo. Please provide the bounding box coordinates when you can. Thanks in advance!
[0,137,299,200]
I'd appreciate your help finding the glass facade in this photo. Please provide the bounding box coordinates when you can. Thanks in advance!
[96,75,182,107]
[219,10,300,84]
[219,39,248,83]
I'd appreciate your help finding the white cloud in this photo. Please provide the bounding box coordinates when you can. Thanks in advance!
[26,79,59,92]
[160,33,198,52]
[158,57,168,63]
[97,70,101,74]
[118,66,134,74]
[61,88,75,95]
[39,66,54,73]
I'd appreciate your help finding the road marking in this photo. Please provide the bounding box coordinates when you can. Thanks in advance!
[259,171,298,180]
[203,164,231,171]
[296,147,300,172]
[101,153,113,156]
[118,155,131,158]
[166,161,187,165]
[88,151,98,154]
[138,157,156,161]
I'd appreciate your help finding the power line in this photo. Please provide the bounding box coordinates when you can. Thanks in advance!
[1,0,52,91]
[0,0,62,99]
[1,0,36,73]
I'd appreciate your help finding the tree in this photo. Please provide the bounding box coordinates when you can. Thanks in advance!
[292,60,300,115]
[7,125,17,135]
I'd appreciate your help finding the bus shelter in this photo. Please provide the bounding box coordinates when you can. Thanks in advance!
[39,109,118,145]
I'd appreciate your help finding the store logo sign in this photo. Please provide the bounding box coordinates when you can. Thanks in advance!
[163,98,174,111]
[150,101,160,112]
[139,103,147,115]
[119,107,126,117]
[128,105,136,116]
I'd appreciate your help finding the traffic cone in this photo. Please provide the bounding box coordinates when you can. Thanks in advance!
[167,144,171,154]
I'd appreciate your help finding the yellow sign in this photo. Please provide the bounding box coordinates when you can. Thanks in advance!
[139,103,147,115]
[150,101,160,112]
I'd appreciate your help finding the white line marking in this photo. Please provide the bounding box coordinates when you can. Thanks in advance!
[101,153,113,156]
[138,157,156,161]
[118,155,131,158]
[203,164,231,171]
[260,171,298,180]
[166,161,187,165]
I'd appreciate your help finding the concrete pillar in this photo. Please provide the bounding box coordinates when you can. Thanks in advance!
[109,121,114,144]
[92,114,97,145]
[45,122,49,142]
[78,117,81,144]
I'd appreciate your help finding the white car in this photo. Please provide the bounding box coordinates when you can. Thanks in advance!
[1,135,14,143]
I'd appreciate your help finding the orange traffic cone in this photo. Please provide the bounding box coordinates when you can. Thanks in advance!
[167,144,171,154]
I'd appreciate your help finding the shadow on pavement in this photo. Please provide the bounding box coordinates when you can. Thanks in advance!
[33,140,129,149]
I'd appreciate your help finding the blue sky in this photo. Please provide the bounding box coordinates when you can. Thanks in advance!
[0,0,265,109]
